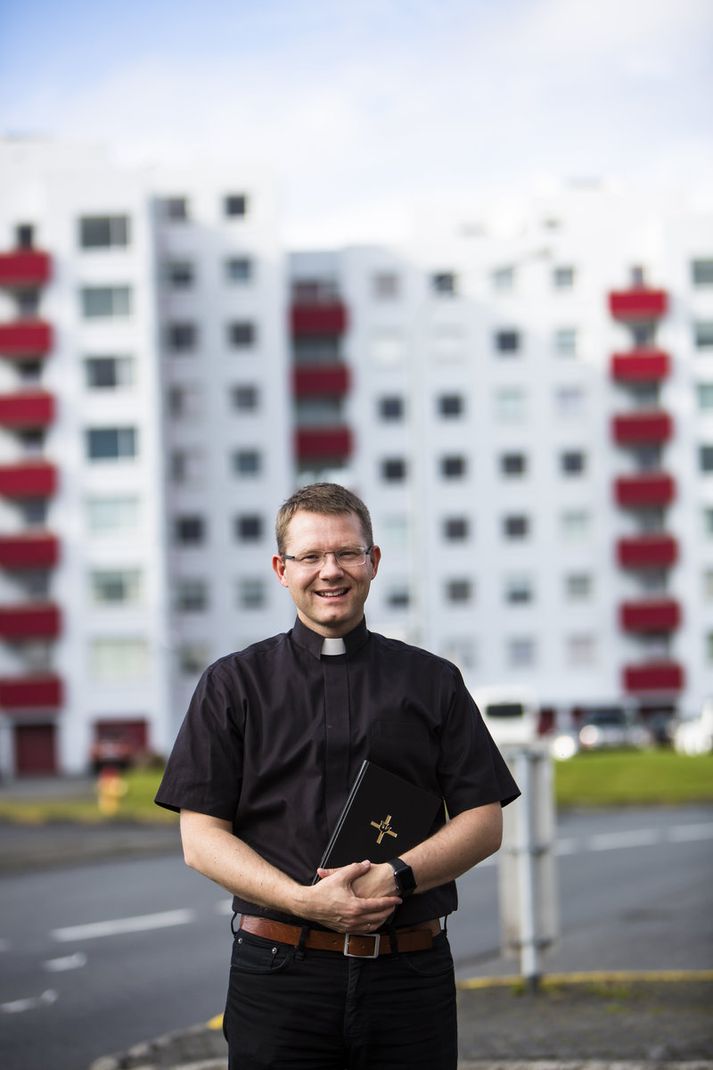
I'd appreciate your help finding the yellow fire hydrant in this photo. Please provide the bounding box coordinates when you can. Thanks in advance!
[96,768,128,816]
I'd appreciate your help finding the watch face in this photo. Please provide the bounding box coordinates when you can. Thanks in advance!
[392,859,416,896]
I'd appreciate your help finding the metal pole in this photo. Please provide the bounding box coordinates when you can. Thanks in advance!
[516,749,540,991]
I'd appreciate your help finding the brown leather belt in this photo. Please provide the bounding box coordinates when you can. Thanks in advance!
[238,915,441,958]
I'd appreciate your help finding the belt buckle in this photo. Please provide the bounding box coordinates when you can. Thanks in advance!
[343,932,381,958]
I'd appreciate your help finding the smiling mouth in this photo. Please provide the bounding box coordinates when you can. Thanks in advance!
[315,588,349,599]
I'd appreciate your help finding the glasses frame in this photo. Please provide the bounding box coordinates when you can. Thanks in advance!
[281,545,374,569]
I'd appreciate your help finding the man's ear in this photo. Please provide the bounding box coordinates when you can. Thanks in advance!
[272,554,289,587]
[369,545,382,579]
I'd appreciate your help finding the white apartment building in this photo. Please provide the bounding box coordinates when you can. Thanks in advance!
[0,140,290,776]
[288,186,713,729]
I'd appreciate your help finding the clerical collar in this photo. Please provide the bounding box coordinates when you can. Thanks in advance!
[291,616,369,659]
[321,637,346,655]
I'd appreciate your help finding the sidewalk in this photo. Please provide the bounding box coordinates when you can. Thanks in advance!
[88,975,713,1070]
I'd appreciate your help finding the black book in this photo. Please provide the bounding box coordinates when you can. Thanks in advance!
[316,761,443,874]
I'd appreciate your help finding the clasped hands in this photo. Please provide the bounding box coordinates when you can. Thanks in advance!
[301,859,401,934]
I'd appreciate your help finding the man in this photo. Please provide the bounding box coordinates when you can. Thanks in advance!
[156,482,519,1069]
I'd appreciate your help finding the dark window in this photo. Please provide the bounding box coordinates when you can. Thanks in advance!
[382,458,407,482]
[166,322,197,352]
[17,291,39,317]
[84,356,133,388]
[17,360,42,382]
[86,427,137,460]
[438,394,463,417]
[379,396,404,420]
[226,257,253,282]
[432,272,457,295]
[231,384,259,411]
[225,194,248,217]
[16,224,34,249]
[695,322,713,349]
[166,260,194,288]
[444,517,469,540]
[228,321,256,348]
[446,579,472,603]
[162,197,188,221]
[233,449,261,475]
[692,259,713,287]
[79,215,130,249]
[495,329,520,353]
[553,265,575,289]
[176,579,208,612]
[503,515,529,539]
[561,450,586,475]
[700,445,713,472]
[441,455,466,479]
[236,514,263,541]
[501,452,527,476]
[175,515,205,545]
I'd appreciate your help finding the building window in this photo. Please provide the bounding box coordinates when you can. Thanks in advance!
[165,260,194,288]
[373,272,400,299]
[505,576,533,604]
[500,452,527,477]
[386,584,410,609]
[566,634,596,666]
[176,578,208,612]
[440,455,466,479]
[503,515,529,539]
[370,329,404,366]
[16,224,34,248]
[507,637,535,668]
[561,509,590,539]
[226,256,253,282]
[175,515,205,545]
[90,569,142,605]
[692,259,713,287]
[86,496,139,534]
[294,337,341,366]
[166,322,197,352]
[232,449,261,476]
[225,193,248,217]
[168,383,203,418]
[296,398,343,426]
[79,215,130,249]
[554,327,578,357]
[381,458,407,482]
[431,272,457,295]
[492,266,515,292]
[16,360,42,383]
[441,638,476,671]
[292,278,339,303]
[696,383,713,410]
[446,579,472,603]
[178,643,209,674]
[18,499,47,528]
[90,638,149,682]
[228,321,256,348]
[231,384,259,411]
[235,514,263,541]
[694,322,713,349]
[553,265,576,289]
[565,573,592,600]
[560,449,586,476]
[704,508,713,535]
[555,384,586,417]
[444,517,469,541]
[17,290,40,317]
[437,394,464,418]
[161,197,188,221]
[171,447,206,484]
[238,577,265,609]
[494,387,527,422]
[703,568,713,601]
[84,355,134,389]
[378,396,404,421]
[494,329,520,353]
[81,285,131,318]
[86,427,137,461]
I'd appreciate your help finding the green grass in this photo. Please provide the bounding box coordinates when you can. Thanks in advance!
[554,749,713,807]
[0,750,711,825]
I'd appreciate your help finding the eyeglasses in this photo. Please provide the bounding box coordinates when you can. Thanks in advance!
[282,546,373,569]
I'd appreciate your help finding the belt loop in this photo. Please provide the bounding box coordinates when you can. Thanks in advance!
[442,914,448,936]
[295,924,310,960]
[230,911,240,937]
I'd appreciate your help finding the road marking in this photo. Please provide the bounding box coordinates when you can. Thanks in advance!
[667,822,713,843]
[51,908,195,943]
[587,829,660,851]
[43,952,88,972]
[1,989,58,1014]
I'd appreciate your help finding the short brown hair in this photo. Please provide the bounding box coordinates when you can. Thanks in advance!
[275,483,373,555]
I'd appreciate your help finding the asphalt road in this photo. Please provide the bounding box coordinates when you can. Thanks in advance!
[1,805,711,1070]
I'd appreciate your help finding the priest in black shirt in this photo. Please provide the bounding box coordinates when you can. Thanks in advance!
[156,482,519,1070]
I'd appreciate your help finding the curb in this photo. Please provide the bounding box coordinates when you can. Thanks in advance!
[457,969,713,989]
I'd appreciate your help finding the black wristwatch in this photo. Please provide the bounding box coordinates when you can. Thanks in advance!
[388,857,416,898]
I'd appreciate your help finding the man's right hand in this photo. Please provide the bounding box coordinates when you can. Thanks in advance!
[296,860,401,933]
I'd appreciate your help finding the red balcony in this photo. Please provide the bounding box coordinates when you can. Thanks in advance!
[608,289,668,321]
[0,392,55,428]
[0,674,62,710]
[615,473,675,508]
[623,661,684,693]
[0,461,57,498]
[0,603,61,640]
[0,321,53,358]
[611,349,670,383]
[0,533,59,569]
[293,364,350,398]
[0,251,51,288]
[612,411,673,446]
[291,302,348,337]
[617,535,678,570]
[620,598,681,633]
[295,426,352,461]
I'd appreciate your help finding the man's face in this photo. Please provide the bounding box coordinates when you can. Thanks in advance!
[272,510,381,637]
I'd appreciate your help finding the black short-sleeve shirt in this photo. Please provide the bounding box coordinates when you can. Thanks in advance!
[156,617,520,926]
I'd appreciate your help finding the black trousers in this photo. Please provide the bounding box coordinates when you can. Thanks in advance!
[223,929,458,1069]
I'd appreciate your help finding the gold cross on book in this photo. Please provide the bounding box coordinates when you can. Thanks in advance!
[370,815,398,845]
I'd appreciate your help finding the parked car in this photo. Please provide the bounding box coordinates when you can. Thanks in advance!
[577,707,651,752]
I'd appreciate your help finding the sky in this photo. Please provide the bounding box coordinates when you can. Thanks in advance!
[1,0,712,245]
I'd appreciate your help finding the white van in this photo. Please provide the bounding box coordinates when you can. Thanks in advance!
[473,687,538,745]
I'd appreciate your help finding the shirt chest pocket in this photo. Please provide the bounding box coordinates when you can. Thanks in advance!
[368,715,438,779]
